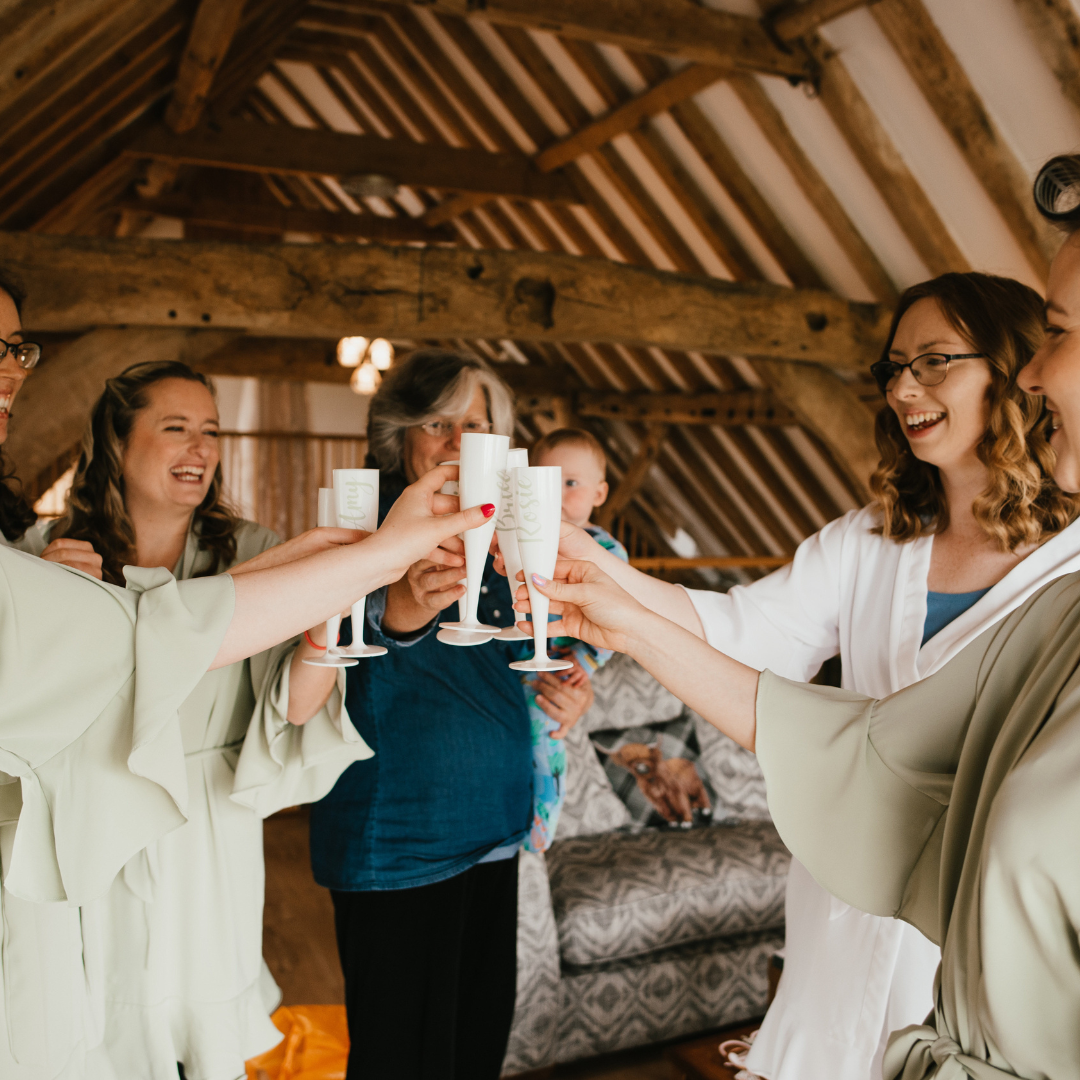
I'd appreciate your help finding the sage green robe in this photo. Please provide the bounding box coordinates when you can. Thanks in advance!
[0,541,235,1079]
[76,523,372,1080]
[756,571,1080,1080]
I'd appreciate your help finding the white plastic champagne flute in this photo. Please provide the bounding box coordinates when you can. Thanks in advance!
[303,488,359,668]
[509,466,573,672]
[494,448,532,642]
[439,432,509,636]
[435,460,492,647]
[332,468,387,659]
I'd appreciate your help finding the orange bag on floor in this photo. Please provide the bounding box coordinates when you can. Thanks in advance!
[245,1006,349,1080]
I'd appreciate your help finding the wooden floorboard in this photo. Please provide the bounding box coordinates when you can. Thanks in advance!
[262,807,344,1006]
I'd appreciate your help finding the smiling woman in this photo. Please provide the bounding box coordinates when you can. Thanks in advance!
[869,273,1076,567]
[22,360,381,1080]
[55,361,237,584]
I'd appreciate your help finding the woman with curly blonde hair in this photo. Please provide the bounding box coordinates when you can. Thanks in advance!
[870,271,1076,554]
[539,271,1080,1080]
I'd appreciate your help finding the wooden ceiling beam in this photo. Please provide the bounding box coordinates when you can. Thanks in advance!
[127,120,581,203]
[575,389,796,426]
[2,234,890,364]
[669,99,827,290]
[166,0,247,133]
[1013,0,1080,122]
[752,359,879,502]
[373,0,814,81]
[769,0,877,41]
[116,195,456,243]
[0,0,154,111]
[424,62,728,228]
[0,16,185,210]
[870,0,1054,278]
[726,72,898,304]
[595,422,668,530]
[807,34,970,277]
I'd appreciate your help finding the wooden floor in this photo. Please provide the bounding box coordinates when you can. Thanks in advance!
[262,810,754,1079]
[262,807,344,1005]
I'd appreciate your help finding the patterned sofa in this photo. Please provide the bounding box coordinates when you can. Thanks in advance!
[502,654,790,1074]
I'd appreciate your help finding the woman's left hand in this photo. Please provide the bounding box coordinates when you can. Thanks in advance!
[514,559,647,656]
[533,658,594,739]
[40,538,104,579]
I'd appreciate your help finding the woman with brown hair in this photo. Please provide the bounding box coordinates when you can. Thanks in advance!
[26,360,383,1080]
[527,272,1080,1080]
[0,278,492,1077]
[525,155,1080,1080]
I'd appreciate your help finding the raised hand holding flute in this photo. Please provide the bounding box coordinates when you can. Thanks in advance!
[511,559,759,751]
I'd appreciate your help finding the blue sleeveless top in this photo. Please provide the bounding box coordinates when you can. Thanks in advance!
[922,588,991,646]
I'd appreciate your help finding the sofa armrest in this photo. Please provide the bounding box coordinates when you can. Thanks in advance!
[503,851,562,1074]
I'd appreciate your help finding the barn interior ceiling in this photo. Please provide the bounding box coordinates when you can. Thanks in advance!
[2,0,1078,584]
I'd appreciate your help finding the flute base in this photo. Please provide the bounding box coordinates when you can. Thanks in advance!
[438,628,494,647]
[495,625,532,642]
[509,657,574,672]
[335,643,388,658]
[303,654,359,667]
[438,620,500,634]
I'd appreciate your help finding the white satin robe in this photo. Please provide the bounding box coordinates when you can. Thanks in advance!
[685,506,1080,1080]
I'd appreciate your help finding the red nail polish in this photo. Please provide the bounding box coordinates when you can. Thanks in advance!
[482,503,495,516]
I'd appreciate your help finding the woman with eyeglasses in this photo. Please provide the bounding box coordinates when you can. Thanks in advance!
[523,155,1080,1080]
[309,349,596,1080]
[527,272,1080,1080]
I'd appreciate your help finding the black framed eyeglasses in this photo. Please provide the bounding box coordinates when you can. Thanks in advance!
[869,352,984,395]
[0,338,41,370]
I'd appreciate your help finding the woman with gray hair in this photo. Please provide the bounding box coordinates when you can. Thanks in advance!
[309,348,594,1080]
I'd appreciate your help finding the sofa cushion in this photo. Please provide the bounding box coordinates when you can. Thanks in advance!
[557,718,633,839]
[591,714,716,828]
[692,711,770,822]
[548,820,789,969]
[583,653,684,732]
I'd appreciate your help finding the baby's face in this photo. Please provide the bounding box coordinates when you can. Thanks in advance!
[535,443,609,526]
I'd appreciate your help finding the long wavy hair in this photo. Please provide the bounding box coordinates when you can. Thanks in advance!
[56,361,242,584]
[365,348,515,475]
[0,269,36,542]
[870,272,1077,551]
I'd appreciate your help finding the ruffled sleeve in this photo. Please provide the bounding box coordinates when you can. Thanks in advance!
[231,639,373,818]
[754,629,989,942]
[0,548,234,903]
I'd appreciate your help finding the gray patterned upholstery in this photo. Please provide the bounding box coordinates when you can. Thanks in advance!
[584,652,685,731]
[556,718,632,840]
[693,712,771,821]
[504,851,561,1071]
[553,927,785,1064]
[549,822,788,967]
[502,655,789,1076]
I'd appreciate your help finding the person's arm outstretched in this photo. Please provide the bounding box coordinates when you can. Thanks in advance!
[507,523,706,638]
[213,465,493,670]
[515,559,759,750]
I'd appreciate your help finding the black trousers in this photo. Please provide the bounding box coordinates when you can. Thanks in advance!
[331,855,519,1080]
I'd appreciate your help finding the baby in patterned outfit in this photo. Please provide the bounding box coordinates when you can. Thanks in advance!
[523,428,627,853]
